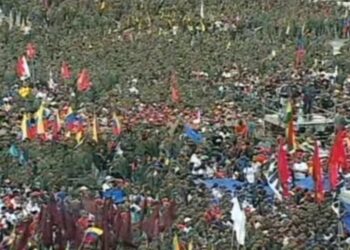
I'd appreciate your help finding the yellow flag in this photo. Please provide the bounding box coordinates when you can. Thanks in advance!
[200,20,206,32]
[188,239,194,250]
[21,113,28,140]
[36,103,45,135]
[100,1,106,10]
[76,130,83,144]
[173,234,180,250]
[66,106,73,118]
[92,114,98,143]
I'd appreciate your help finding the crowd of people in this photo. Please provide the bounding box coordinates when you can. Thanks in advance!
[1,0,350,249]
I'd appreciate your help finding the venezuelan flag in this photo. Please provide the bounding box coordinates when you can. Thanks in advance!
[84,227,103,244]
[86,227,103,236]
[65,113,84,133]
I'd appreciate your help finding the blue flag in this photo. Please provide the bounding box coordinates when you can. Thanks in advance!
[184,125,203,144]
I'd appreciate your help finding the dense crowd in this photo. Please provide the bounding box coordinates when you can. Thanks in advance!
[2,0,350,249]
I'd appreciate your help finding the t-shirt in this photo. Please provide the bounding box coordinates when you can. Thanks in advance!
[293,162,309,179]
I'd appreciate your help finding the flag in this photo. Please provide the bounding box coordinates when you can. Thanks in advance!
[26,43,36,60]
[173,234,180,250]
[16,56,30,80]
[65,106,73,117]
[21,113,28,140]
[171,71,181,103]
[278,143,290,197]
[141,205,160,240]
[52,111,62,139]
[15,219,33,250]
[284,101,293,124]
[61,61,72,80]
[188,239,194,250]
[264,171,282,201]
[65,113,84,133]
[92,114,98,143]
[285,102,297,150]
[171,84,181,103]
[230,197,246,246]
[100,0,106,10]
[200,0,204,19]
[329,131,347,189]
[77,69,92,92]
[119,211,133,244]
[184,125,203,144]
[28,117,37,140]
[313,142,324,203]
[286,119,297,150]
[112,112,122,136]
[161,201,177,231]
[35,103,46,135]
[76,130,84,145]
[86,227,103,236]
[193,110,201,124]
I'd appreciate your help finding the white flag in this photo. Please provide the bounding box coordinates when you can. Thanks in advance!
[231,197,246,246]
[200,0,204,19]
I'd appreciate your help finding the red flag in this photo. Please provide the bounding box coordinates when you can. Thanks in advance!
[312,142,324,203]
[161,201,177,231]
[15,219,33,250]
[141,205,160,240]
[61,61,72,80]
[170,71,181,103]
[16,56,30,80]
[295,47,306,68]
[329,130,347,189]
[119,211,133,244]
[39,206,53,247]
[277,143,290,197]
[113,209,123,243]
[26,43,37,60]
[77,69,92,92]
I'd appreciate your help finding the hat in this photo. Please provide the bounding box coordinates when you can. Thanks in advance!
[184,217,192,223]
[79,186,89,191]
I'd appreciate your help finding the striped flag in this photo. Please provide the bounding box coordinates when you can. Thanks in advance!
[264,171,282,201]
[112,112,122,136]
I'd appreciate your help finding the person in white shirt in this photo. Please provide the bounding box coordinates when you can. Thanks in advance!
[292,158,309,180]
[243,166,256,184]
